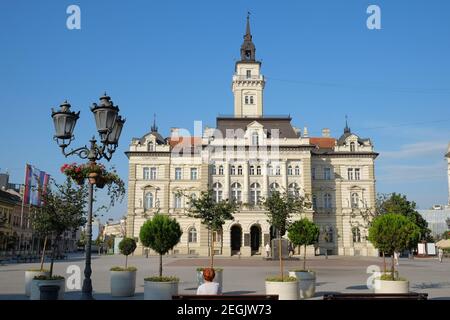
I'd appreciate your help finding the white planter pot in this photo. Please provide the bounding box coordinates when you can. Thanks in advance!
[25,271,49,296]
[110,270,136,297]
[30,278,65,300]
[374,279,409,294]
[144,280,178,300]
[197,270,223,294]
[289,271,316,299]
[265,280,299,300]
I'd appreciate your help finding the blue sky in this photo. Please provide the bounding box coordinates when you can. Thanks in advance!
[1,0,450,221]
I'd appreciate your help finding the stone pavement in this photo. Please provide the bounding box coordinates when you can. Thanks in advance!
[0,253,449,300]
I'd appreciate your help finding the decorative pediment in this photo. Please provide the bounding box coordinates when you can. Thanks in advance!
[246,121,264,129]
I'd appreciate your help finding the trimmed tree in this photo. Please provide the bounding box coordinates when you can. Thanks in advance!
[139,214,182,277]
[263,190,309,279]
[368,213,420,279]
[31,178,87,276]
[118,237,136,269]
[288,218,320,271]
[187,190,236,268]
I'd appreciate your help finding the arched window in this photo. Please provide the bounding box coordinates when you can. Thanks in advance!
[275,166,281,176]
[231,182,242,203]
[295,166,300,176]
[188,193,197,208]
[252,132,259,146]
[212,165,217,175]
[174,193,182,209]
[312,194,317,210]
[230,166,236,175]
[237,165,243,175]
[213,182,223,202]
[148,142,154,151]
[287,166,293,175]
[250,183,261,205]
[350,142,356,152]
[144,192,153,209]
[249,166,255,175]
[268,165,274,176]
[218,165,224,175]
[324,193,332,209]
[352,227,361,243]
[256,166,262,175]
[351,193,360,208]
[325,226,334,243]
[288,183,299,197]
[188,228,197,243]
[269,182,280,196]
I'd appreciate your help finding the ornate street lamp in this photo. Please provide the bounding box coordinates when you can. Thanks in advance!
[51,93,125,300]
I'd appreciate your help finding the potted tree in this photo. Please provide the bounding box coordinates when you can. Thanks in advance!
[110,237,137,297]
[25,235,49,297]
[139,214,182,300]
[368,213,420,293]
[29,178,87,300]
[263,190,309,300]
[288,218,320,299]
[187,190,235,293]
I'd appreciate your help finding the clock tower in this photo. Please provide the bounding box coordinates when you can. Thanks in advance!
[232,14,265,118]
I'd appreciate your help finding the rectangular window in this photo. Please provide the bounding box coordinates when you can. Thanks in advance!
[324,168,332,180]
[249,166,255,175]
[347,168,354,180]
[174,194,182,208]
[246,70,251,79]
[190,168,198,180]
[250,96,254,104]
[355,168,361,180]
[143,167,150,180]
[245,96,249,104]
[312,168,316,180]
[150,167,157,180]
[175,168,182,180]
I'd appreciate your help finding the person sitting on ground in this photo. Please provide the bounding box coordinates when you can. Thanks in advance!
[196,268,220,295]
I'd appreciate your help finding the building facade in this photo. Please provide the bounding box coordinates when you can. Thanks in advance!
[125,17,379,257]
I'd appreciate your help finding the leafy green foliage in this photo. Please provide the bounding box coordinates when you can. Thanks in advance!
[265,276,297,282]
[144,276,179,282]
[187,190,236,231]
[368,213,420,279]
[263,190,309,237]
[110,266,137,272]
[119,237,137,256]
[377,193,432,242]
[140,214,182,276]
[288,218,320,271]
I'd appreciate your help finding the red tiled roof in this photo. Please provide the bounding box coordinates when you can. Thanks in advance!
[168,137,202,148]
[310,137,336,149]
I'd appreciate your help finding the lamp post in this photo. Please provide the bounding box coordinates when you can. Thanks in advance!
[51,93,125,300]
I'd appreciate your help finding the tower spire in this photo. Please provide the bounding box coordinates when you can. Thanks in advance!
[151,113,158,132]
[240,13,256,61]
[344,115,351,134]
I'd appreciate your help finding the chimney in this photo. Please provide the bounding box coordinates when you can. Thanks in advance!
[322,128,330,138]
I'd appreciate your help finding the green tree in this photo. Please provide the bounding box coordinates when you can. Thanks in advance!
[187,190,236,268]
[31,178,87,276]
[368,214,420,279]
[139,214,182,277]
[263,190,310,279]
[379,193,432,242]
[118,237,136,268]
[288,218,320,271]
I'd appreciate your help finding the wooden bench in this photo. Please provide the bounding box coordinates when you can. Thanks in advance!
[323,293,428,300]
[173,295,279,300]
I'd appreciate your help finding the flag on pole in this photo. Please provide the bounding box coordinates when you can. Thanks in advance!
[23,164,50,206]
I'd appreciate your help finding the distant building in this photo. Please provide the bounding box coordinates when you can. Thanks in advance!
[418,147,450,239]
[103,218,126,238]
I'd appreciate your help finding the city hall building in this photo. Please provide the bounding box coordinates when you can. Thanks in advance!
[125,17,379,257]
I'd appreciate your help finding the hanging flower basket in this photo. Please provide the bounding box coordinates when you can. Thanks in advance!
[96,177,106,189]
[88,172,99,185]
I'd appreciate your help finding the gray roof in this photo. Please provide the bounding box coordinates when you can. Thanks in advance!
[133,130,166,145]
[336,132,370,146]
[215,116,299,139]
[0,189,20,205]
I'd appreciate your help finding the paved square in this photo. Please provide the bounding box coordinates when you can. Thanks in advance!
[1,253,449,299]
